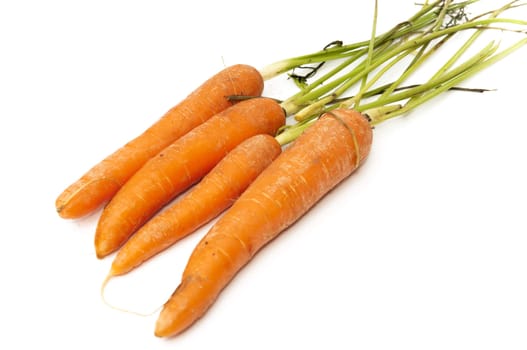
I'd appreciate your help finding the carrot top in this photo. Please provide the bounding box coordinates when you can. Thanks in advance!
[261,0,527,145]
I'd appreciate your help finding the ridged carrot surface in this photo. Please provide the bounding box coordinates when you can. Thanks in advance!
[109,134,282,276]
[154,109,373,337]
[55,64,264,219]
[94,97,286,258]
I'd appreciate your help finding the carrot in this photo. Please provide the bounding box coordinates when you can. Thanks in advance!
[94,97,286,258]
[154,109,373,337]
[55,64,264,219]
[108,134,282,277]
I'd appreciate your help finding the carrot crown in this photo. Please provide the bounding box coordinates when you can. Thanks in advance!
[258,0,527,146]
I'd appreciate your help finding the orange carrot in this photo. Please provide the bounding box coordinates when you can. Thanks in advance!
[154,109,373,337]
[94,97,286,258]
[56,64,264,219]
[109,134,282,277]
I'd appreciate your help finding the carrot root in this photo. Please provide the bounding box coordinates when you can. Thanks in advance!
[56,64,264,219]
[110,134,283,276]
[94,97,286,259]
[100,273,162,317]
[56,177,122,218]
[154,109,373,337]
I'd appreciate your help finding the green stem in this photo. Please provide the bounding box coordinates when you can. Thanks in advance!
[259,0,477,79]
[286,17,523,113]
[355,0,379,107]
[275,119,316,146]
[338,46,415,111]
[374,37,527,123]
[403,0,518,106]
[356,40,499,112]
[433,0,454,31]
[378,33,453,101]
[280,40,395,115]
[279,47,372,114]
[271,1,526,146]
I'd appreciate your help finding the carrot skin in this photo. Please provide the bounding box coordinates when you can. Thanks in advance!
[154,109,373,337]
[110,134,282,276]
[56,64,264,219]
[95,98,285,258]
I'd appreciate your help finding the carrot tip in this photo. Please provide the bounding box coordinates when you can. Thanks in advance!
[55,203,75,219]
[100,273,113,300]
[154,316,172,338]
[95,241,114,259]
[100,272,162,318]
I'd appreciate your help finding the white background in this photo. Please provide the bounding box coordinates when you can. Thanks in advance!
[1,1,526,349]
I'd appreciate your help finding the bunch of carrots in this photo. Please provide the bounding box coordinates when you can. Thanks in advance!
[56,0,527,338]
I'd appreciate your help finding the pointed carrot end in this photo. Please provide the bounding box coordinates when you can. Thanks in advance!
[154,324,166,338]
[95,248,108,260]
[153,278,212,338]
[55,190,91,219]
[101,271,162,317]
[153,288,190,338]
[94,233,116,259]
[100,272,114,307]
[154,309,175,338]
[55,203,65,216]
[55,200,78,219]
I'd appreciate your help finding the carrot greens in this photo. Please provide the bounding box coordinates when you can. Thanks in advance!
[272,0,527,140]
